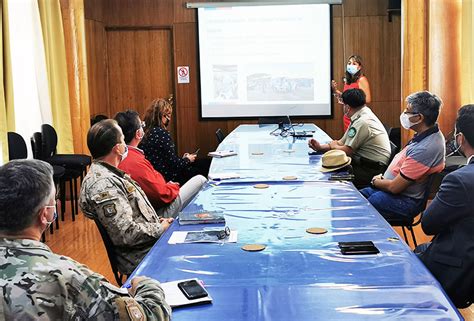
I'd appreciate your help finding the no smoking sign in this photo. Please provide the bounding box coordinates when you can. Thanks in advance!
[177,66,190,84]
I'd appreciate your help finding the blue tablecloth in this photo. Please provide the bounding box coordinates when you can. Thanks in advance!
[209,124,332,182]
[128,125,462,320]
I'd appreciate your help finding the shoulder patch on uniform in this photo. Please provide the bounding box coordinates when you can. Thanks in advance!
[125,299,145,321]
[348,127,357,138]
[126,185,136,193]
[103,204,117,217]
[93,191,111,202]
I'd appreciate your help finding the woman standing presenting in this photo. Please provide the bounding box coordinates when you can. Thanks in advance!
[332,55,372,131]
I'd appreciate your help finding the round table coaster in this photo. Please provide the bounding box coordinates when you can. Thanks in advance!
[241,244,266,252]
[251,152,264,155]
[306,227,328,235]
[254,183,269,189]
[282,175,297,181]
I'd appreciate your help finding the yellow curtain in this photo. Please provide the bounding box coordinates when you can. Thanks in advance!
[60,0,90,155]
[401,0,428,144]
[402,0,473,145]
[461,0,474,105]
[0,0,14,163]
[38,0,74,153]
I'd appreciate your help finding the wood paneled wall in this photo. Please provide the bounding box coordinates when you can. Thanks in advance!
[84,0,401,155]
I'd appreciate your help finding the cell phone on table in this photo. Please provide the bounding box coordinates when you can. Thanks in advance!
[177,280,208,300]
[193,148,200,155]
[338,241,379,255]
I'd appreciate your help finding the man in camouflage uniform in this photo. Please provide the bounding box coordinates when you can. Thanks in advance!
[80,119,173,276]
[0,159,171,320]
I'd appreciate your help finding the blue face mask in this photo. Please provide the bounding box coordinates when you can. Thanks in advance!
[346,64,359,75]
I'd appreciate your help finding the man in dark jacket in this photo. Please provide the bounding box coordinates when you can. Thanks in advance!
[417,104,474,308]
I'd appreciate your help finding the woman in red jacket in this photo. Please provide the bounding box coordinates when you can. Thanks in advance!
[332,55,372,131]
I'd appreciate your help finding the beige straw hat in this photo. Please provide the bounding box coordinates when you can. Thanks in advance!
[319,149,351,173]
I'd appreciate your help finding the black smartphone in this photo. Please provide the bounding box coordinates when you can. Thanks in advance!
[338,241,379,255]
[308,150,323,156]
[177,280,208,300]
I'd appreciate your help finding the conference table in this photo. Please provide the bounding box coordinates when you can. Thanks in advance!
[129,124,463,320]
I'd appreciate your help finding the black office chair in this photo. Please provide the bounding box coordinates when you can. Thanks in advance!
[389,127,401,151]
[216,128,225,144]
[387,175,437,247]
[31,132,76,224]
[90,114,108,126]
[93,218,126,286]
[7,132,28,160]
[41,124,91,219]
[41,124,91,179]
[383,124,392,136]
[388,141,399,164]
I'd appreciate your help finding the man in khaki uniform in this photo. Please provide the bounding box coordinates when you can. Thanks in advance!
[309,88,391,188]
[80,119,173,276]
[0,159,171,320]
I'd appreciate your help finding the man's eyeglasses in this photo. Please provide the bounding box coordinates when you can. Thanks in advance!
[217,226,231,240]
[403,108,419,116]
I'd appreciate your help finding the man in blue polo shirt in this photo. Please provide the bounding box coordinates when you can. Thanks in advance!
[360,91,445,220]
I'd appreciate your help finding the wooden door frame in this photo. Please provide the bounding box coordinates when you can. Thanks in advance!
[103,25,177,143]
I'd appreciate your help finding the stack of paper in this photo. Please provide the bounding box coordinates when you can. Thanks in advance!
[178,210,226,225]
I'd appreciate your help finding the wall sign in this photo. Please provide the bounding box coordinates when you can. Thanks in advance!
[177,66,190,84]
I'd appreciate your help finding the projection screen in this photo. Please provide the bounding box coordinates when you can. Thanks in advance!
[197,3,332,118]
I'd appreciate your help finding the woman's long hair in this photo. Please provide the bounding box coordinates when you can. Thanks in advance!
[143,98,173,137]
[344,55,364,85]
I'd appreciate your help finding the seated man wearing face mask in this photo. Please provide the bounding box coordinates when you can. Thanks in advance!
[114,110,206,217]
[415,104,474,308]
[309,88,391,188]
[0,160,171,320]
[80,119,174,276]
[360,91,446,221]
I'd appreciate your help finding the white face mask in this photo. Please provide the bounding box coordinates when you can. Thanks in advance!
[346,64,359,75]
[137,128,144,141]
[44,206,58,231]
[400,113,421,129]
[451,131,465,157]
[343,104,350,116]
[119,144,128,162]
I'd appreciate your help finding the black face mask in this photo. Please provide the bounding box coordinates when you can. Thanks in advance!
[162,115,170,127]
[454,133,466,157]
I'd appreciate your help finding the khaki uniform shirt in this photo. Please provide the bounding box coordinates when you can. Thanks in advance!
[0,238,171,321]
[340,106,391,165]
[80,161,165,275]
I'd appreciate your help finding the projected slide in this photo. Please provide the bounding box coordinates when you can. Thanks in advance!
[198,4,331,118]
